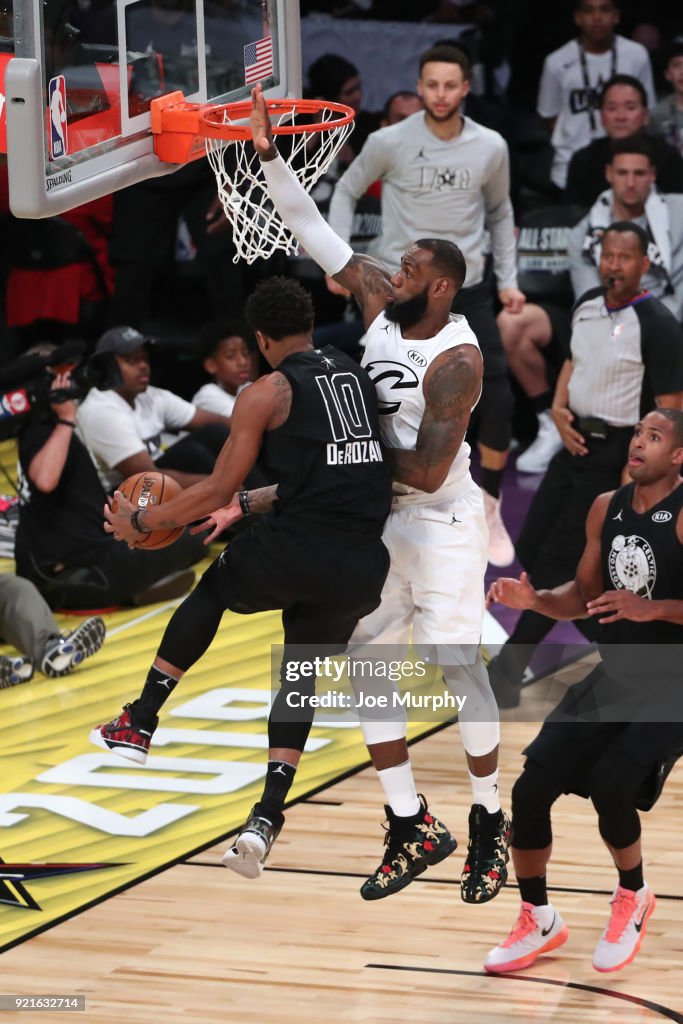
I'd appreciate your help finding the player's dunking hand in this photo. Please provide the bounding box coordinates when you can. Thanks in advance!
[189,496,243,544]
[250,83,276,159]
[586,589,657,624]
[486,571,537,610]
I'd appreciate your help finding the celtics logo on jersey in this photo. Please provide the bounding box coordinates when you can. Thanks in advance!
[608,534,656,598]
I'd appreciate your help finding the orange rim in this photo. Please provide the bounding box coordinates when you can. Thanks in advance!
[198,98,355,140]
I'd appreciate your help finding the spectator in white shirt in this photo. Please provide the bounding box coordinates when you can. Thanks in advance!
[191,319,254,420]
[77,326,230,493]
[537,0,655,190]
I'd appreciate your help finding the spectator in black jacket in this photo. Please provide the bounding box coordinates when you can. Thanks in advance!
[566,74,683,207]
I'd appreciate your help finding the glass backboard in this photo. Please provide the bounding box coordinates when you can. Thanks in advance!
[2,0,301,217]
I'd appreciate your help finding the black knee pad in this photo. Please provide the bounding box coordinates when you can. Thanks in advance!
[511,761,563,850]
[590,755,643,849]
[269,669,317,752]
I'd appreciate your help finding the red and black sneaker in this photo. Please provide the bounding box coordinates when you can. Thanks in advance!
[360,794,457,901]
[89,701,158,765]
[461,804,511,904]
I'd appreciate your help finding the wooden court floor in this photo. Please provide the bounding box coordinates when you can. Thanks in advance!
[4,703,683,1024]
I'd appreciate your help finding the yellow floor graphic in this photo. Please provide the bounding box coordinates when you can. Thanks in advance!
[0,552,443,952]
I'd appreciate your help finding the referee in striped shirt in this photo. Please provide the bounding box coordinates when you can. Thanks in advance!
[490,221,683,706]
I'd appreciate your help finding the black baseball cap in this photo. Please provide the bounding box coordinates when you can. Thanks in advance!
[95,326,154,356]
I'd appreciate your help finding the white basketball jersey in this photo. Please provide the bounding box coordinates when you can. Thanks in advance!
[362,312,481,503]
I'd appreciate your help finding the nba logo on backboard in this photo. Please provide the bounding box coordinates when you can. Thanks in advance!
[48,75,68,159]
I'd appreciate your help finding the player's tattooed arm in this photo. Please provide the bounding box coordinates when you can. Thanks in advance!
[332,254,393,328]
[385,345,483,493]
[244,484,280,513]
[266,372,292,429]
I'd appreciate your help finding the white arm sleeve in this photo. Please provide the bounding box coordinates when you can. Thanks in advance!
[260,154,354,276]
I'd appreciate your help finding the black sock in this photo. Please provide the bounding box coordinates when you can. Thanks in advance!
[138,665,180,716]
[259,760,297,818]
[618,861,644,892]
[532,391,553,414]
[517,874,548,906]
[481,467,503,499]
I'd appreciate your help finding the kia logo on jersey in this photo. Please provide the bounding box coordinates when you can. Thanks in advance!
[48,75,68,160]
[651,511,672,523]
[407,350,427,368]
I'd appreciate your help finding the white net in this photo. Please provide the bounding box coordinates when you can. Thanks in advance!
[205,103,354,264]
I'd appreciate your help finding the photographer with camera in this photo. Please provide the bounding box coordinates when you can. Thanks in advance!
[14,351,205,611]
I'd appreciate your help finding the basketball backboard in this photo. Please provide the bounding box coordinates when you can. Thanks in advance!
[2,0,301,217]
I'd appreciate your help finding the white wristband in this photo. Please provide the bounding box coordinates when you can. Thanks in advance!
[261,154,354,277]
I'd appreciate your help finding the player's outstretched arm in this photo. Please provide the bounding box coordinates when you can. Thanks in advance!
[104,374,289,543]
[250,84,392,327]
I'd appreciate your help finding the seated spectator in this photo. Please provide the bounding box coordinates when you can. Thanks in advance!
[0,573,105,686]
[499,202,587,474]
[306,53,381,162]
[537,0,655,191]
[650,37,683,160]
[568,136,683,321]
[381,90,423,127]
[16,365,205,611]
[77,326,231,493]
[191,319,254,419]
[566,74,683,207]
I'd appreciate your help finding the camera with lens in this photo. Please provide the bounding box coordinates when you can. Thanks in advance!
[0,341,122,440]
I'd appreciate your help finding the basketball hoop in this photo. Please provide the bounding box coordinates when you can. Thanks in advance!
[151,93,355,264]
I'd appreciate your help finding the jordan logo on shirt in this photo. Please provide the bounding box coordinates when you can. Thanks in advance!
[612,509,623,521]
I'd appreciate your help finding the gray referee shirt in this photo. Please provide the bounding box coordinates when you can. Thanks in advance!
[568,287,683,426]
[328,111,517,290]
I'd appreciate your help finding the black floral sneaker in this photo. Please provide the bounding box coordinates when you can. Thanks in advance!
[461,804,511,904]
[361,794,457,901]
[222,803,284,879]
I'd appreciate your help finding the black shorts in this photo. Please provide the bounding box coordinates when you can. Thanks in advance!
[451,280,507,380]
[543,301,572,365]
[524,667,683,800]
[201,514,390,648]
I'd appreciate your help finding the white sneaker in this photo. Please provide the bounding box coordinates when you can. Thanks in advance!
[483,490,515,567]
[516,411,563,474]
[222,805,283,879]
[592,883,656,973]
[484,902,569,974]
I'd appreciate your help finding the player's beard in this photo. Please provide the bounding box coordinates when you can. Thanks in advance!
[384,286,430,329]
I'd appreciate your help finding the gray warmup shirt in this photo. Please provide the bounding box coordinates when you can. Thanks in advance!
[328,110,517,290]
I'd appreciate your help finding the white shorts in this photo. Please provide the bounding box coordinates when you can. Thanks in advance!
[349,482,488,649]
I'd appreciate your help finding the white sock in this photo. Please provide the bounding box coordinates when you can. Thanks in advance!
[377,760,420,817]
[530,903,555,926]
[469,769,501,814]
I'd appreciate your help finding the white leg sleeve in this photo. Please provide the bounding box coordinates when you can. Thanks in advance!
[261,154,354,276]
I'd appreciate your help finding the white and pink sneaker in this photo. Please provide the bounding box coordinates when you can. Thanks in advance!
[484,902,569,974]
[592,884,656,973]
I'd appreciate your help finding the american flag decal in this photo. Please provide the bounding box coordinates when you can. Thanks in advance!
[244,36,274,85]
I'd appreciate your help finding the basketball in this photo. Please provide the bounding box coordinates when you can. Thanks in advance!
[115,471,184,550]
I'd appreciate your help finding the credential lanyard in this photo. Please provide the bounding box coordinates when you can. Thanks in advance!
[579,41,616,133]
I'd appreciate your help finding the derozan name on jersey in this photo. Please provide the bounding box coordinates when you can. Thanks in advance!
[327,440,383,465]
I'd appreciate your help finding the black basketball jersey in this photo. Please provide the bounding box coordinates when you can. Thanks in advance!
[598,482,683,683]
[261,346,392,535]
